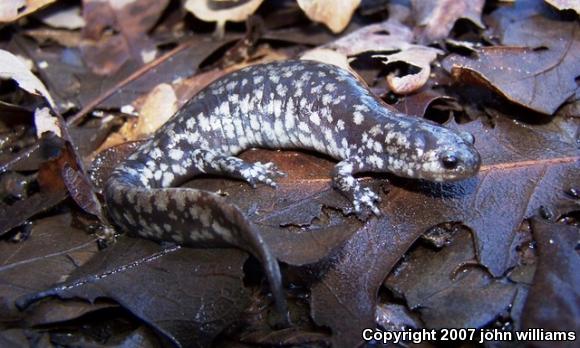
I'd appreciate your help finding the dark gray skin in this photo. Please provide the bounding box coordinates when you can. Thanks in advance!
[104,60,481,325]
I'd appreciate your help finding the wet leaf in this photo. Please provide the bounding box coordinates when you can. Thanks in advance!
[0,189,67,237]
[385,227,517,328]
[460,116,578,165]
[522,218,580,342]
[447,3,580,115]
[1,132,55,173]
[80,0,169,75]
[17,238,251,348]
[62,164,103,218]
[24,299,117,327]
[309,218,418,347]
[0,328,31,347]
[237,327,330,346]
[375,303,421,331]
[0,134,72,236]
[0,214,98,321]
[442,45,580,115]
[36,138,75,192]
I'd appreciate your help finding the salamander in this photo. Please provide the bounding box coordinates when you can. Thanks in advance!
[103,60,481,324]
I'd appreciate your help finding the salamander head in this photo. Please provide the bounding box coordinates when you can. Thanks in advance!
[379,121,481,182]
[413,123,481,181]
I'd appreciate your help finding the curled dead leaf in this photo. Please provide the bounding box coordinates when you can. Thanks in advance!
[322,20,441,94]
[297,0,361,33]
[185,0,265,37]
[376,46,441,94]
[0,0,56,23]
[0,49,55,107]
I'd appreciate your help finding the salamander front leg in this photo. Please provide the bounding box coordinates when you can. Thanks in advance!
[332,157,382,218]
[192,150,286,187]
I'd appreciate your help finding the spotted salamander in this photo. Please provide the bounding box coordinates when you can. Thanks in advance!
[104,60,481,323]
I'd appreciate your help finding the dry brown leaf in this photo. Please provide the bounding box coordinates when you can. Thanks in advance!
[324,21,441,93]
[24,28,82,47]
[95,84,177,151]
[324,20,414,56]
[300,48,351,72]
[0,49,55,107]
[479,3,580,115]
[376,46,441,94]
[297,0,361,33]
[34,107,61,138]
[173,69,226,107]
[411,0,485,43]
[0,0,56,23]
[0,214,99,319]
[134,83,178,137]
[37,4,85,29]
[185,0,265,37]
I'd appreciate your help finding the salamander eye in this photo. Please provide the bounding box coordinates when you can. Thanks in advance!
[460,131,475,145]
[441,154,459,169]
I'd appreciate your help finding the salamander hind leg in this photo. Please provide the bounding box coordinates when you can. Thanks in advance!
[332,157,382,218]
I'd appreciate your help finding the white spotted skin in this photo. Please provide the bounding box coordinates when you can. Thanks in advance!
[104,60,480,318]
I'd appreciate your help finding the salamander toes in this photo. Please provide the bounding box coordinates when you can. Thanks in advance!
[256,162,286,177]
[243,162,286,188]
[352,187,382,219]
